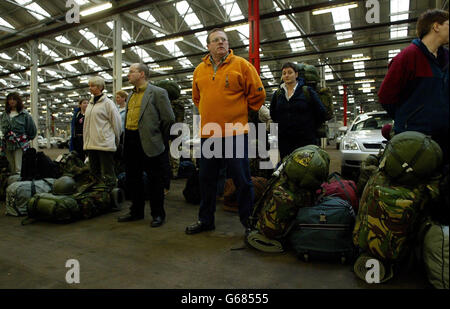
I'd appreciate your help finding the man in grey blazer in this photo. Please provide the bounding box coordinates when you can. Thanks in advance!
[117,63,175,227]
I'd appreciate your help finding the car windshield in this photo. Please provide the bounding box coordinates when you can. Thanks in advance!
[351,114,393,131]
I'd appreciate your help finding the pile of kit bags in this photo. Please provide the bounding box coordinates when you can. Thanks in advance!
[1,149,124,224]
[245,131,448,289]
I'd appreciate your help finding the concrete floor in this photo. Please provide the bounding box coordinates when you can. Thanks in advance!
[0,144,429,289]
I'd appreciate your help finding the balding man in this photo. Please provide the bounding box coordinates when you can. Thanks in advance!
[117,63,175,227]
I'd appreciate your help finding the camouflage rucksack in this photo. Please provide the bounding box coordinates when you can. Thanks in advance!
[171,98,187,124]
[250,174,316,240]
[72,180,112,219]
[353,170,439,261]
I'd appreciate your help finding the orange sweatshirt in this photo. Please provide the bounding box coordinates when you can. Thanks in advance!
[192,49,266,138]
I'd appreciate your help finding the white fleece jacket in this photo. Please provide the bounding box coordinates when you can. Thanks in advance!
[83,93,122,152]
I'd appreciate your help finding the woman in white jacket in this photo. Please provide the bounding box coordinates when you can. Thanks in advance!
[84,76,122,188]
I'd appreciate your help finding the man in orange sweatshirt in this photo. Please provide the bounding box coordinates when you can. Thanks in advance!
[185,28,266,234]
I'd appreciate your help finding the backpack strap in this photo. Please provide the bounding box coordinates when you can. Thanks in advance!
[302,85,311,104]
[31,179,36,196]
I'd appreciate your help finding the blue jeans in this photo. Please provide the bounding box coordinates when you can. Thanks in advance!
[198,134,254,228]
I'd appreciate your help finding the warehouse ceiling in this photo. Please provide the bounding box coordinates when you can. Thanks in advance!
[0,0,448,132]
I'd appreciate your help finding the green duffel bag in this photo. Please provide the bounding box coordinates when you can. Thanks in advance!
[419,219,449,289]
[23,192,81,224]
[380,131,443,186]
[283,145,330,190]
[353,170,438,262]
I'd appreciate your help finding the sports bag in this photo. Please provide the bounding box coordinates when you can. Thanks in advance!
[380,131,443,186]
[24,192,81,224]
[178,160,196,178]
[318,172,359,212]
[5,178,54,216]
[353,170,437,261]
[282,145,330,190]
[289,196,356,263]
[420,220,449,289]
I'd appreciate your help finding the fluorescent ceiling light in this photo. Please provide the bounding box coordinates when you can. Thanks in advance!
[153,66,173,71]
[358,87,375,90]
[312,2,358,15]
[122,85,134,90]
[355,79,375,84]
[156,37,183,45]
[80,3,112,16]
[343,56,371,62]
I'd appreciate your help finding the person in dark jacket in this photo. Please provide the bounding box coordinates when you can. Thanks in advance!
[378,9,449,162]
[69,98,88,161]
[0,92,37,174]
[270,62,327,160]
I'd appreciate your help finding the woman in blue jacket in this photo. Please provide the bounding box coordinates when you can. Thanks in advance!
[0,92,37,174]
[270,62,326,160]
[69,98,88,161]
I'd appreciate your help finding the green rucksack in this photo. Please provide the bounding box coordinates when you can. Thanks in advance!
[353,170,439,261]
[380,131,443,186]
[251,174,316,240]
[73,180,112,219]
[154,80,181,101]
[298,63,334,122]
[24,193,81,224]
[282,145,330,190]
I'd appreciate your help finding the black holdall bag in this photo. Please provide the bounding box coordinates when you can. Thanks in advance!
[21,148,60,181]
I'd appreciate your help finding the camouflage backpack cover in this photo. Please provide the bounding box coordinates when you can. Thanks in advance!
[353,170,439,261]
[282,145,330,190]
[379,131,443,186]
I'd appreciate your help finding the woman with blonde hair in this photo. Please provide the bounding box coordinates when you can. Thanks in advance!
[84,76,122,187]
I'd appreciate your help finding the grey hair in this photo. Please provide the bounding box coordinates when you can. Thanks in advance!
[88,76,105,91]
[134,63,150,80]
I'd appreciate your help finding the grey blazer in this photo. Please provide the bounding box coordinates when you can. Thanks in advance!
[124,82,175,158]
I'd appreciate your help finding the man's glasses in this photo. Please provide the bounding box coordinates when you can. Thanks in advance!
[210,37,227,43]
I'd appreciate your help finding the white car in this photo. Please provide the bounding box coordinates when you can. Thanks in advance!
[339,111,393,180]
